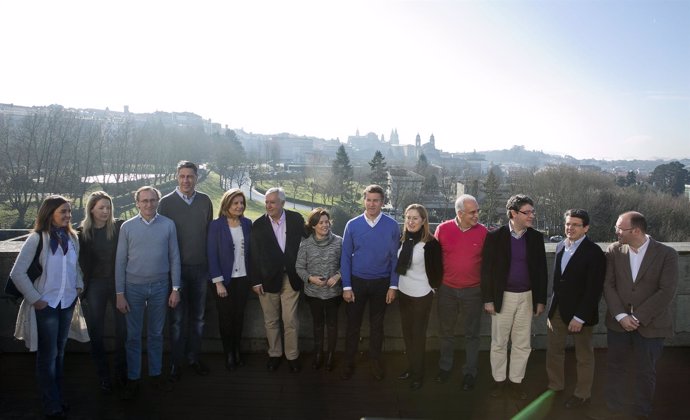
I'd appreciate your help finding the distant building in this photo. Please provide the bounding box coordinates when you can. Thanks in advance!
[387,168,424,211]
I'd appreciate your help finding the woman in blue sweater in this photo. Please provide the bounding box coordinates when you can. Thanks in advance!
[207,188,252,371]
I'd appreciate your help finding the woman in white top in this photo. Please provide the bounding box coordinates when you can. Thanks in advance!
[207,188,253,371]
[10,195,84,418]
[395,204,442,391]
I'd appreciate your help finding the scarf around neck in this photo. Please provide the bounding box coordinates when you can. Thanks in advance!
[396,229,423,275]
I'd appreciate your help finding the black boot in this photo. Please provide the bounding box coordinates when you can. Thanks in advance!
[313,351,323,370]
[225,352,236,371]
[234,345,245,367]
[325,351,335,371]
[312,335,324,370]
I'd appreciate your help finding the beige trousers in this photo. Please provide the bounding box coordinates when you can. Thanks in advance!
[490,291,533,383]
[258,276,301,360]
[546,310,595,398]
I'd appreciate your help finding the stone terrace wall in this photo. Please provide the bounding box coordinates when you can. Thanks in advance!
[1,238,688,353]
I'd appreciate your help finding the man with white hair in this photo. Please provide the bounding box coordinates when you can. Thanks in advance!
[434,194,487,390]
[250,187,306,373]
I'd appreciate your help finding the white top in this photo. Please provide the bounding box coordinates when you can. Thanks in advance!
[397,242,432,297]
[43,239,78,309]
[629,235,650,283]
[230,225,247,278]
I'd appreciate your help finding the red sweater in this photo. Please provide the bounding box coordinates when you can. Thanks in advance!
[434,220,488,289]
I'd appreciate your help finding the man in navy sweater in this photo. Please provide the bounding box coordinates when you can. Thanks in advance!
[340,185,400,381]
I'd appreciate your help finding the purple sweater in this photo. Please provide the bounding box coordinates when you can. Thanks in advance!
[506,235,530,292]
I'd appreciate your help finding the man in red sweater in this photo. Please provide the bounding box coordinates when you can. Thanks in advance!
[434,194,487,390]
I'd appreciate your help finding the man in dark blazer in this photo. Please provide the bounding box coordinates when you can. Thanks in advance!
[589,211,678,420]
[546,209,606,410]
[480,194,547,400]
[250,187,306,373]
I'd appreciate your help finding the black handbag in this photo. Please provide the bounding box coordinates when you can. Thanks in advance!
[4,234,43,299]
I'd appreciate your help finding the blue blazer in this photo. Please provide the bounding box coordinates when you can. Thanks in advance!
[207,216,252,286]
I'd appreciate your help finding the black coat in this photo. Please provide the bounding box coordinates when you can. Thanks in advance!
[480,225,547,313]
[548,236,606,326]
[250,210,306,293]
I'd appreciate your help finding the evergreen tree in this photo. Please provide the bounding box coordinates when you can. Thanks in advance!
[649,161,688,196]
[368,150,389,190]
[330,145,354,203]
[482,169,500,224]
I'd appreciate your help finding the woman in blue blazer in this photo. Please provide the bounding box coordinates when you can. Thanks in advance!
[207,188,252,371]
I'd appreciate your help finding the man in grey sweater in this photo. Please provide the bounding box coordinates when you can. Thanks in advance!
[116,186,181,399]
[158,161,213,380]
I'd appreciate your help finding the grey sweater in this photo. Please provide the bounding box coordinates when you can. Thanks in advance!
[158,190,213,266]
[295,232,343,299]
[115,214,181,293]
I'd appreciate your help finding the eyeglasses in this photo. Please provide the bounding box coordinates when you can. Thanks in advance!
[517,209,536,216]
[614,225,634,233]
[138,198,159,205]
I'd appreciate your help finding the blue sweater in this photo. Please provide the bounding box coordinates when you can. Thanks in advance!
[340,213,400,289]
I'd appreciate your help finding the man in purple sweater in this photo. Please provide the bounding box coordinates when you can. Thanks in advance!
[480,194,547,400]
[340,185,400,381]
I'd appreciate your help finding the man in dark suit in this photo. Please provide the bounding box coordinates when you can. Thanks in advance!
[250,187,306,373]
[589,211,678,420]
[481,194,547,400]
[546,209,606,410]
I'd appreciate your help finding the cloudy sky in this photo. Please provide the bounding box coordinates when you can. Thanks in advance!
[2,0,689,160]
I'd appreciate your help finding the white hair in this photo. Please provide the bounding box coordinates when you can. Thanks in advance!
[265,187,286,202]
[455,194,477,213]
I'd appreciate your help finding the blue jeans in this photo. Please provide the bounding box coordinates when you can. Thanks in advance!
[125,279,168,380]
[169,264,208,365]
[437,284,483,376]
[83,277,126,382]
[35,301,75,415]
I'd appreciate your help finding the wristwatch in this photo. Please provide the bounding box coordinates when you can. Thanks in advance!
[173,286,181,292]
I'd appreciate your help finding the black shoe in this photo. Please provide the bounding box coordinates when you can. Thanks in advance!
[511,381,527,400]
[398,371,411,380]
[99,378,113,393]
[370,360,384,381]
[169,364,182,382]
[490,380,505,398]
[564,395,591,409]
[121,379,140,401]
[267,357,281,372]
[410,381,423,391]
[288,358,301,373]
[462,374,476,391]
[341,365,354,380]
[45,411,66,420]
[312,352,323,370]
[60,402,70,413]
[225,353,236,371]
[325,352,335,371]
[234,348,245,367]
[189,360,209,376]
[150,375,174,392]
[434,369,451,384]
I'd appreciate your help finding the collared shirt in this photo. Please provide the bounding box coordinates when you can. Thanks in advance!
[364,211,383,228]
[138,213,159,226]
[454,217,472,232]
[629,234,650,283]
[270,210,287,253]
[509,219,526,239]
[43,238,78,309]
[560,235,586,274]
[175,187,197,205]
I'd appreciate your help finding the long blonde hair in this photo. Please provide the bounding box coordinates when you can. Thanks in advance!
[80,191,115,241]
[400,203,433,243]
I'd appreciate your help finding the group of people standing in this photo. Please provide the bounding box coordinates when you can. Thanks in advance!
[9,159,678,420]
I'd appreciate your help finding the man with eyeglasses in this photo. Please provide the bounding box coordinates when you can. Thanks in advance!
[434,194,487,391]
[588,212,678,420]
[546,209,606,410]
[115,186,181,399]
[480,194,547,400]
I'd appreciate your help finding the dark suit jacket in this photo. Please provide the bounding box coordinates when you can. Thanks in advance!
[250,210,306,293]
[207,216,252,286]
[603,237,678,338]
[480,224,547,313]
[547,236,606,326]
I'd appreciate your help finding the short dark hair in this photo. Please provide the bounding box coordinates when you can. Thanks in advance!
[506,194,534,219]
[363,184,385,201]
[177,160,198,175]
[624,211,647,233]
[305,208,331,236]
[564,209,590,227]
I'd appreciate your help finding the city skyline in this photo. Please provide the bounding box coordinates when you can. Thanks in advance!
[2,0,689,161]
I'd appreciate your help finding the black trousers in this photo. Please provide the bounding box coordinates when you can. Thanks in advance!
[344,276,390,366]
[306,295,342,353]
[214,276,251,355]
[398,290,433,382]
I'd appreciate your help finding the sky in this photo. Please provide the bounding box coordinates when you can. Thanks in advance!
[2,0,689,161]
